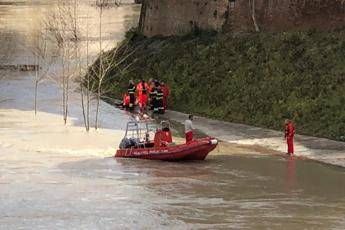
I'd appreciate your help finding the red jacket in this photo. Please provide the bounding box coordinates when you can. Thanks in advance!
[162,85,170,98]
[122,93,130,106]
[136,82,149,97]
[285,122,295,139]
[161,84,170,109]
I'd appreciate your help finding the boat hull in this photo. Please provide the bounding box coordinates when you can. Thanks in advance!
[115,137,218,161]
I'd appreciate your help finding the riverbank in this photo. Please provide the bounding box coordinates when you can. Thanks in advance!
[91,29,345,142]
[1,68,344,165]
[163,110,345,167]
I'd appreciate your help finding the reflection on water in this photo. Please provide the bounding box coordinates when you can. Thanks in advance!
[57,155,345,229]
[285,156,296,192]
[0,0,141,64]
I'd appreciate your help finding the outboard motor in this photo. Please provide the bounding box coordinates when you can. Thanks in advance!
[119,137,140,149]
[119,137,131,149]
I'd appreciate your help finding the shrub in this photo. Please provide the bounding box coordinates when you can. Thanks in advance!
[89,29,345,141]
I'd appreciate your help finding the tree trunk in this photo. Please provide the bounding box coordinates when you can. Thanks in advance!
[62,55,66,124]
[63,48,69,125]
[34,56,39,115]
[86,23,90,131]
[34,80,38,115]
[95,6,103,130]
[65,62,69,125]
[95,88,100,130]
[80,82,88,131]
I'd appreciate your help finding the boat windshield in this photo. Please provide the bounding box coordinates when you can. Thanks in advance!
[124,121,157,142]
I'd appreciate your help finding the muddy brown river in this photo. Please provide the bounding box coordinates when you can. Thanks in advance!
[2,151,345,229]
[68,155,345,229]
[77,155,345,229]
[1,1,345,229]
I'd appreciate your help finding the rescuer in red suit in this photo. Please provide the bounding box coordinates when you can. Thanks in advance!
[122,93,130,108]
[136,79,149,113]
[154,124,172,147]
[161,82,170,111]
[284,119,295,155]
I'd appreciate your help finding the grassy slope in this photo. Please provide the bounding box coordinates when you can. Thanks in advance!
[95,29,345,141]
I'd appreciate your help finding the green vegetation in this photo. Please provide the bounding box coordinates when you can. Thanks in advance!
[90,29,345,141]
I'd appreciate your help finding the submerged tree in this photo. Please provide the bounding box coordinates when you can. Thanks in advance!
[91,0,140,130]
[93,0,114,130]
[45,0,79,125]
[76,0,93,132]
[42,0,134,130]
[29,25,56,115]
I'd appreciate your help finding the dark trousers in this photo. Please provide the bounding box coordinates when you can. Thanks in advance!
[129,94,135,109]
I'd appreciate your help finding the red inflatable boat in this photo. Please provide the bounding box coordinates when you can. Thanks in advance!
[115,120,218,161]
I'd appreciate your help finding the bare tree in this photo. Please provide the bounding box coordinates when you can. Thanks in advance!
[45,0,79,124]
[92,0,137,129]
[43,0,134,130]
[95,1,104,130]
[29,25,56,115]
[83,6,93,132]
[93,0,115,130]
[74,0,92,131]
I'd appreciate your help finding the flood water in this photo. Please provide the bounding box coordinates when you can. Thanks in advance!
[2,150,345,229]
[1,1,345,229]
[0,0,141,65]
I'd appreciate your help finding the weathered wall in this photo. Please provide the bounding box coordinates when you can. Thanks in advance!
[139,0,345,37]
[228,0,345,32]
[139,0,229,37]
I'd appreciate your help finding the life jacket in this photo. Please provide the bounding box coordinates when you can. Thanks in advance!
[156,88,164,101]
[154,129,172,147]
[128,83,136,95]
[150,87,157,99]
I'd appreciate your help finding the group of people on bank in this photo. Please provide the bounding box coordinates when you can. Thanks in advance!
[123,79,170,114]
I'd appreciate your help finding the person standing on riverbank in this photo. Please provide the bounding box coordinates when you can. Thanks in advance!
[153,82,164,114]
[285,119,295,155]
[148,79,156,111]
[185,114,194,143]
[136,79,149,113]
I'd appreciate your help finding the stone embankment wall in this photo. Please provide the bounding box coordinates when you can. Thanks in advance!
[229,0,345,32]
[139,0,229,37]
[139,0,345,37]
